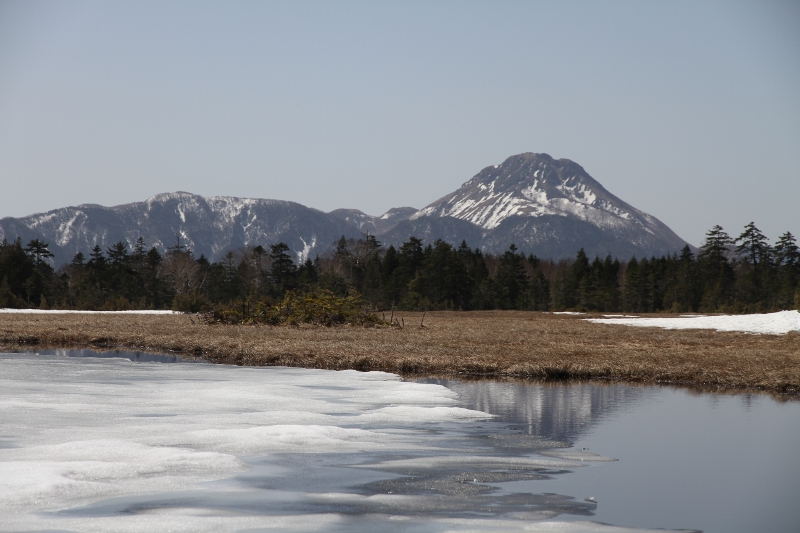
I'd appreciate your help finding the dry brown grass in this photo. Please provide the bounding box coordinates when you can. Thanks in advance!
[1,311,798,395]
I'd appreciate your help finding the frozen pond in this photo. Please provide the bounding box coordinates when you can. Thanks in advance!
[0,351,798,532]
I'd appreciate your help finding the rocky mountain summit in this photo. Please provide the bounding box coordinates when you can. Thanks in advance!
[383,153,689,258]
[0,153,691,265]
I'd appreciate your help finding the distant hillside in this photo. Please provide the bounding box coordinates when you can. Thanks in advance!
[328,206,417,235]
[0,192,361,266]
[0,153,693,264]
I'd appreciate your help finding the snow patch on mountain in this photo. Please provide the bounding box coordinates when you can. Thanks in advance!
[412,153,686,251]
[1,154,692,263]
[297,236,317,263]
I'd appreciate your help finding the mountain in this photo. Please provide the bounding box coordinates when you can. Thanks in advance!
[0,192,361,266]
[0,153,692,265]
[384,153,690,258]
[328,206,417,235]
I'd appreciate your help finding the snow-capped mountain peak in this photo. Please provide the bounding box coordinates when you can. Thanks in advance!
[0,153,691,264]
[391,152,689,258]
[414,153,639,230]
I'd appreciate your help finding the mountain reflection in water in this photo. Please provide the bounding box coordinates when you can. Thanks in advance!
[423,379,650,441]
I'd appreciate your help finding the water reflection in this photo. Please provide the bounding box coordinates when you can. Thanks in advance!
[424,379,652,441]
[428,379,800,533]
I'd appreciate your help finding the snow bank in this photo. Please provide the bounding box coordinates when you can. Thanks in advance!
[0,308,178,314]
[586,310,800,335]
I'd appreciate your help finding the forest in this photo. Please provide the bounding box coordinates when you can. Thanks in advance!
[1,223,798,314]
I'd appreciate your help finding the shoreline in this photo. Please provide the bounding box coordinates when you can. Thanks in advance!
[1,311,798,396]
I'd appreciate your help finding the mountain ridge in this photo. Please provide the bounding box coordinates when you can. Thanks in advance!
[0,153,693,265]
[0,192,362,266]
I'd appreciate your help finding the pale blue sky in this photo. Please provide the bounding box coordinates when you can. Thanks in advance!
[1,0,798,246]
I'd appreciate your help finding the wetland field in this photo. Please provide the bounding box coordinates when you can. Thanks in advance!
[1,310,798,394]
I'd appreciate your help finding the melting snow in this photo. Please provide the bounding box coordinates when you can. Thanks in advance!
[0,355,494,531]
[296,235,317,263]
[0,353,707,532]
[56,213,82,246]
[0,309,178,314]
[586,310,800,335]
[417,165,659,234]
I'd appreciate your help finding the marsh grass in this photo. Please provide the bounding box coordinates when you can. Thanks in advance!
[203,290,385,327]
[1,311,797,395]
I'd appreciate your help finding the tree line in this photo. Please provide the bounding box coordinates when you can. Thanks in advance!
[1,222,798,314]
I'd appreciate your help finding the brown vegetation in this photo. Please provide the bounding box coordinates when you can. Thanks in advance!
[1,311,798,395]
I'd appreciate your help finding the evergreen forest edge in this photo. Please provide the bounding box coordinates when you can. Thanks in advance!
[1,222,798,318]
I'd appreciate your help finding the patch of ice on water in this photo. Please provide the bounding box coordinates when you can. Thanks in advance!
[0,309,179,314]
[0,440,245,510]
[536,449,617,462]
[0,356,487,527]
[0,354,694,532]
[355,405,494,424]
[354,455,582,471]
[161,425,389,454]
[586,310,800,335]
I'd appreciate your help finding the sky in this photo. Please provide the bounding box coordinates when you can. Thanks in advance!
[1,0,798,246]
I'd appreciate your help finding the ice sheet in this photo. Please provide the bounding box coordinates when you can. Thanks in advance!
[586,310,800,335]
[0,353,695,532]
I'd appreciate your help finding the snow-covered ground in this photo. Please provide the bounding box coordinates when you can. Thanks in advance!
[0,352,686,533]
[0,309,178,314]
[586,310,800,335]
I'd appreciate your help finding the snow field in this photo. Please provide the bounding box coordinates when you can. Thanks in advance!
[586,310,800,335]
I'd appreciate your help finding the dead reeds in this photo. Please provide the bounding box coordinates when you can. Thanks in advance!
[1,311,797,395]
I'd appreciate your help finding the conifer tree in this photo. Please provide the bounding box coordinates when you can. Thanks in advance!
[559,248,589,309]
[88,245,106,269]
[297,257,319,292]
[775,232,800,309]
[408,239,469,310]
[269,242,297,296]
[0,238,35,306]
[21,239,55,306]
[463,245,490,310]
[698,225,735,310]
[24,239,54,266]
[250,245,269,295]
[735,222,771,267]
[672,245,700,311]
[530,270,551,311]
[379,245,401,307]
[494,244,529,309]
[131,237,147,272]
[144,247,164,307]
[107,241,129,269]
[734,222,773,307]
